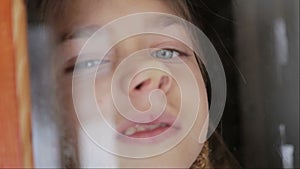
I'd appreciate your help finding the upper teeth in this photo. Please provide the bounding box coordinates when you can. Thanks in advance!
[124,127,136,136]
[123,123,169,136]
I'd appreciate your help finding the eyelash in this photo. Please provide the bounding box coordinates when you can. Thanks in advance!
[151,48,188,59]
[64,59,109,74]
[64,48,189,74]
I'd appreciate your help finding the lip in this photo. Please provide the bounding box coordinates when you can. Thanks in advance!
[116,112,181,144]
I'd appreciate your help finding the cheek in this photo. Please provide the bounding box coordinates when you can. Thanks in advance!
[188,58,207,100]
[94,74,116,115]
[57,75,74,112]
[185,59,209,133]
[167,81,181,110]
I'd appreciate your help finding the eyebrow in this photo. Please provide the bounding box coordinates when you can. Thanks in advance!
[153,15,184,28]
[60,25,101,42]
[59,15,184,43]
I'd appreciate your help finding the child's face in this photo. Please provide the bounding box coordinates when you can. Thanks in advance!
[53,0,209,167]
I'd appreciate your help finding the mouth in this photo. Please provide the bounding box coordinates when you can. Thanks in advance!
[116,113,180,143]
[122,122,171,138]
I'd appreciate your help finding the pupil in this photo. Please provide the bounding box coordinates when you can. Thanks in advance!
[159,50,171,58]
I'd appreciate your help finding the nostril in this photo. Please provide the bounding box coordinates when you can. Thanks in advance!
[159,76,170,89]
[135,79,151,91]
[135,83,143,90]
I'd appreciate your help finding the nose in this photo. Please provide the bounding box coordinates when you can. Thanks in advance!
[129,69,172,111]
[130,70,172,93]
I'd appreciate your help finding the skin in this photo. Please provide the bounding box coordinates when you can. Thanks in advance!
[52,0,209,167]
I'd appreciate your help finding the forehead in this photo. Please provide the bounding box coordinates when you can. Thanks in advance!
[47,0,179,40]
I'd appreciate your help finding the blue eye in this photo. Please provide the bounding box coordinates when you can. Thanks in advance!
[151,49,180,59]
[64,58,110,74]
[76,59,101,69]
